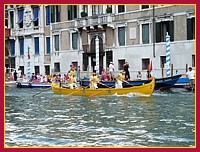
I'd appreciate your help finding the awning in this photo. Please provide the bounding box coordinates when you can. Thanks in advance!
[31,7,39,22]
[16,10,23,24]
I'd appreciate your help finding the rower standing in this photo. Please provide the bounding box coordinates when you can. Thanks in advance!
[115,71,125,88]
[69,74,77,89]
[89,73,99,89]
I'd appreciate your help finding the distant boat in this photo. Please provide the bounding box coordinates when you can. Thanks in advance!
[5,81,17,88]
[16,82,51,88]
[80,74,182,90]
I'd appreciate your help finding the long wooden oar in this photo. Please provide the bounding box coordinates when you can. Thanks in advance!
[88,89,109,98]
[66,85,89,97]
[32,87,51,97]
[98,82,111,88]
[122,80,134,86]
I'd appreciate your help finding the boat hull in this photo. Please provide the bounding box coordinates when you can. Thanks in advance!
[80,74,182,90]
[51,78,155,97]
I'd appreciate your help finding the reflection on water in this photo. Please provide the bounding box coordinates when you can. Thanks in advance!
[5,87,195,147]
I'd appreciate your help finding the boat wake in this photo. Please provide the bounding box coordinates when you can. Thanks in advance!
[111,92,151,97]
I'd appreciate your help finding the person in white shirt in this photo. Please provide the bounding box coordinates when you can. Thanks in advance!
[109,61,114,81]
[186,67,195,89]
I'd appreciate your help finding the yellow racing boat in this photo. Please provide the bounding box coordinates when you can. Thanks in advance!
[51,77,155,97]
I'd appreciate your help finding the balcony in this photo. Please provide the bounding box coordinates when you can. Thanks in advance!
[75,13,115,28]
[12,26,44,37]
[5,28,11,37]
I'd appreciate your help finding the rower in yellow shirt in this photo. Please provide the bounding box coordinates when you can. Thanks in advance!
[89,73,99,89]
[115,71,125,88]
[69,66,76,77]
[69,74,77,89]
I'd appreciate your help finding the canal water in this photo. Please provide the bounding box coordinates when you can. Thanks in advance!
[5,87,195,147]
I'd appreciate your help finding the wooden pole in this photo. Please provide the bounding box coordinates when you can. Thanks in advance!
[171,64,173,76]
[186,64,188,72]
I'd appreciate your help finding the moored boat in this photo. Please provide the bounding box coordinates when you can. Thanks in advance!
[5,81,17,88]
[80,74,182,90]
[16,82,51,88]
[51,77,155,97]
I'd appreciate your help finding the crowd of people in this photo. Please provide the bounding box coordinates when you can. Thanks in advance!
[5,62,195,90]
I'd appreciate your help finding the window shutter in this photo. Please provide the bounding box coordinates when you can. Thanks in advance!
[119,27,125,46]
[142,24,149,44]
[46,37,50,54]
[35,37,39,54]
[169,21,174,41]
[46,6,50,25]
[68,5,72,20]
[50,6,55,23]
[156,22,161,42]
[187,18,192,40]
[11,40,15,56]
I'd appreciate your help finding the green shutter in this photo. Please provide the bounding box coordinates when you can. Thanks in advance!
[72,33,78,49]
[68,5,72,20]
[50,6,55,23]
[119,27,125,46]
[142,24,149,44]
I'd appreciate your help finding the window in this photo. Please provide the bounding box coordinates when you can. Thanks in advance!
[68,5,77,20]
[82,53,88,71]
[156,21,174,42]
[55,6,61,22]
[54,62,60,72]
[118,27,125,46]
[160,56,166,68]
[46,6,50,25]
[92,5,103,15]
[45,65,50,75]
[142,5,149,9]
[142,58,150,70]
[19,66,24,75]
[187,17,195,40]
[72,32,78,49]
[17,9,24,28]
[54,35,59,51]
[31,7,39,26]
[51,6,60,23]
[46,37,50,54]
[106,51,113,67]
[72,62,78,69]
[118,59,125,70]
[34,37,39,54]
[10,11,14,28]
[34,66,40,75]
[83,5,88,14]
[19,37,24,55]
[192,55,195,67]
[11,40,15,56]
[142,24,149,44]
[118,5,125,13]
[5,10,8,27]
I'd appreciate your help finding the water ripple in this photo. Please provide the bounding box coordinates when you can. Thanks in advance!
[5,87,195,147]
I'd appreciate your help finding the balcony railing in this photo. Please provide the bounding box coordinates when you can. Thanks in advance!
[75,14,115,28]
[12,26,44,36]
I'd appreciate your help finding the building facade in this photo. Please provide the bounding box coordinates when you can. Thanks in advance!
[5,5,195,79]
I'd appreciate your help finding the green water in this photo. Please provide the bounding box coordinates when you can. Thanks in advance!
[5,87,195,147]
